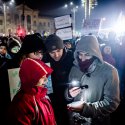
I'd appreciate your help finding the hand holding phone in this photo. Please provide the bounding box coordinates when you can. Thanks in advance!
[69,87,81,98]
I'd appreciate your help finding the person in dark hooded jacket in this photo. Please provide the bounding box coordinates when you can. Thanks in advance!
[44,34,74,125]
[65,35,120,125]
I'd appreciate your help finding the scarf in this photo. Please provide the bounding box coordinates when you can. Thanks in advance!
[77,57,95,73]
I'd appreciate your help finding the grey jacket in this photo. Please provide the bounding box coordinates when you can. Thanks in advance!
[65,35,120,125]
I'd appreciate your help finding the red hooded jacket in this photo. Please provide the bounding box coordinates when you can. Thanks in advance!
[8,58,56,125]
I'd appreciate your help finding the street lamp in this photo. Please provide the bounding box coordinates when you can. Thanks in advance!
[71,6,78,36]
[3,3,7,35]
[98,17,106,36]
[81,0,98,19]
[2,0,14,35]
[64,2,78,36]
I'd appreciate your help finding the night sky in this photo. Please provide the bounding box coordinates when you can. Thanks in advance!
[1,0,125,31]
[19,0,125,17]
[1,0,125,17]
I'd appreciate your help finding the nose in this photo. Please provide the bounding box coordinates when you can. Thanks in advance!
[39,54,43,59]
[44,77,48,84]
[55,52,59,58]
[79,55,86,62]
[81,57,86,62]
[36,52,43,60]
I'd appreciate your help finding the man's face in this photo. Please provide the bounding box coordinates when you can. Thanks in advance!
[65,42,72,49]
[0,46,7,55]
[78,52,92,62]
[49,49,63,61]
[28,50,43,60]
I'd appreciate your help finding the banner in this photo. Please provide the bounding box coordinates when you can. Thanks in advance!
[8,68,20,101]
[83,19,101,35]
[54,15,72,29]
[56,27,73,40]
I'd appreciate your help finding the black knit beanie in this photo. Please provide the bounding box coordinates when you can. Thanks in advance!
[45,34,64,52]
[18,34,46,56]
[0,42,7,48]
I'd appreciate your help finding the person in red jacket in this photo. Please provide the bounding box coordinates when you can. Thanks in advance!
[7,58,56,125]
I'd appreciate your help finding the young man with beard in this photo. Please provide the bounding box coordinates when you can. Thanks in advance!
[65,35,120,125]
[44,34,74,125]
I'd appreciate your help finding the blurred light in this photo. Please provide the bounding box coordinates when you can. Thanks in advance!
[81,0,98,19]
[11,0,14,2]
[31,30,34,34]
[94,1,98,6]
[75,31,82,37]
[102,17,106,21]
[64,4,68,8]
[9,0,15,5]
[91,6,94,9]
[81,0,85,7]
[3,34,5,36]
[63,2,78,37]
[98,17,106,34]
[70,2,73,6]
[71,80,79,86]
[27,32,30,35]
[112,12,125,36]
[76,6,79,9]
[6,6,9,9]
[17,27,26,37]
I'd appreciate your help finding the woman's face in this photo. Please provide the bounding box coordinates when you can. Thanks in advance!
[37,75,48,87]
[103,46,111,55]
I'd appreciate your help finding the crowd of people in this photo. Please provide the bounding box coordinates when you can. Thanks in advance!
[0,32,125,125]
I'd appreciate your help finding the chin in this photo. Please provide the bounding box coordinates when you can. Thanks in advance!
[54,58,61,61]
[40,85,44,88]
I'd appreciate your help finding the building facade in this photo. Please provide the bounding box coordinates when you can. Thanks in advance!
[0,4,55,36]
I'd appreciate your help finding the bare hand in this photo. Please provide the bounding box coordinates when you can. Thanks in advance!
[67,101,84,112]
[69,87,81,98]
